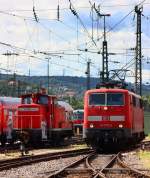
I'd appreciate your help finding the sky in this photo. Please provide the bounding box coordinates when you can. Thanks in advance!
[0,0,149,84]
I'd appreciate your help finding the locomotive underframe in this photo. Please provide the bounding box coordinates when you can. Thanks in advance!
[12,128,73,145]
[83,128,144,147]
[73,124,83,135]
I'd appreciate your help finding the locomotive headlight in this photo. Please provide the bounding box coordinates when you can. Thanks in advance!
[104,106,108,111]
[119,124,123,128]
[90,124,94,128]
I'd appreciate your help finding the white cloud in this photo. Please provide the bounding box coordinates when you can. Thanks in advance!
[0,0,149,84]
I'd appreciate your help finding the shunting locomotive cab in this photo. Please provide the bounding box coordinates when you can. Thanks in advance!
[13,92,73,145]
[13,93,55,144]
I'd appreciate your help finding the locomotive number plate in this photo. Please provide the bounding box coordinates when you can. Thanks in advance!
[100,124,112,127]
[102,116,110,120]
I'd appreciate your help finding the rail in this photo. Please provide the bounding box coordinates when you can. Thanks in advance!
[47,151,150,178]
[0,148,91,171]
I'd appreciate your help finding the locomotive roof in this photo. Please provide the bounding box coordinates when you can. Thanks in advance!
[57,101,73,112]
[86,88,128,93]
[0,97,21,105]
[21,93,57,98]
[85,88,141,98]
[73,109,84,113]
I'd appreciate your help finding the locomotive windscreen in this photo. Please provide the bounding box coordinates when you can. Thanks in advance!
[89,93,105,106]
[22,96,32,104]
[73,111,84,120]
[37,95,48,105]
[107,93,124,106]
[89,93,124,106]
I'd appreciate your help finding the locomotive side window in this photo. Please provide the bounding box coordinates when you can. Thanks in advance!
[38,96,48,105]
[22,96,32,104]
[140,99,143,108]
[133,96,136,106]
[107,93,124,106]
[136,98,140,107]
[89,93,105,106]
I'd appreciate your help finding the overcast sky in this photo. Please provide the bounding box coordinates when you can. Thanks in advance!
[0,0,149,83]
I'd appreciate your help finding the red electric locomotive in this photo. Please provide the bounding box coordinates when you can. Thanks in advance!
[83,88,144,148]
[72,109,84,135]
[0,97,21,145]
[12,92,73,145]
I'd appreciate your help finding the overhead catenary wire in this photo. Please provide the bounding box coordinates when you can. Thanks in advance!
[110,0,147,81]
[1,52,86,76]
[38,21,72,45]
[0,0,148,79]
[110,56,138,80]
[33,6,39,22]
[68,0,100,51]
[1,2,150,12]
[0,10,35,20]
[0,39,88,62]
[81,0,147,49]
[37,20,96,55]
[0,42,134,77]
[0,10,85,52]
[0,1,98,52]
[0,40,88,74]
[27,55,85,73]
[0,2,139,53]
[24,19,36,50]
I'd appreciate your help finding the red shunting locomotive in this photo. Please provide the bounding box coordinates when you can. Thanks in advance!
[13,92,73,145]
[83,88,144,148]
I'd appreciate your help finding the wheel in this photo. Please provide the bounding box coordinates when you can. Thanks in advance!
[1,134,6,147]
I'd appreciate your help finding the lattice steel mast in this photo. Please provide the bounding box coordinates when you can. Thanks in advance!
[135,5,143,95]
[100,14,110,83]
[92,4,110,83]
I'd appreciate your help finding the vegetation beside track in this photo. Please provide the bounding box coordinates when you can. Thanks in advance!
[0,143,88,160]
[138,150,150,168]
[144,111,150,135]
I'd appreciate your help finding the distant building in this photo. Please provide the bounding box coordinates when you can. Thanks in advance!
[57,90,76,99]
[65,91,76,97]
[8,80,17,86]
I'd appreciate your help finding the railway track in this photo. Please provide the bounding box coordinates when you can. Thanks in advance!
[0,148,91,171]
[47,152,150,178]
[140,140,150,150]
[0,141,150,177]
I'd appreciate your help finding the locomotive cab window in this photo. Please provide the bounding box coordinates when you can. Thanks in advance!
[73,112,83,120]
[132,96,136,106]
[89,93,105,106]
[77,112,83,120]
[22,96,32,104]
[107,93,124,106]
[38,95,48,105]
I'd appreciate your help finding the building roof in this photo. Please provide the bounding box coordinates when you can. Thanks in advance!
[58,101,73,112]
[0,97,21,105]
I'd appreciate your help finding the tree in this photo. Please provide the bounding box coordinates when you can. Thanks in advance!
[64,96,83,110]
[142,95,150,111]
